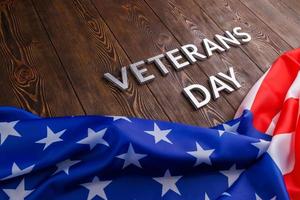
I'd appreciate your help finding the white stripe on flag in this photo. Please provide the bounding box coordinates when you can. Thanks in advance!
[235,68,269,118]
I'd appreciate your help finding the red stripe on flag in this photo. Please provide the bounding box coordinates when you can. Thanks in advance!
[250,51,300,133]
[274,98,299,135]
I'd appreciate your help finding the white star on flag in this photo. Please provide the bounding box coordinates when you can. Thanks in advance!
[2,179,33,200]
[222,122,240,134]
[77,128,109,150]
[255,194,276,200]
[81,177,112,200]
[108,116,132,122]
[222,192,231,196]
[0,121,21,145]
[116,143,147,169]
[145,123,173,144]
[53,159,81,175]
[218,130,226,137]
[255,194,263,200]
[153,170,182,197]
[187,142,215,166]
[1,162,35,181]
[36,126,66,150]
[251,139,270,158]
[220,164,244,187]
[205,193,213,200]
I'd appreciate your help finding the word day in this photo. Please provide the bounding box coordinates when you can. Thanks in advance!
[183,67,241,109]
[104,27,250,109]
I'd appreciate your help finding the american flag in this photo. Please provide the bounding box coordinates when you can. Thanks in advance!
[0,49,299,200]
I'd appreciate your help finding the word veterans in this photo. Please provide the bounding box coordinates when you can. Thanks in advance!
[104,27,250,109]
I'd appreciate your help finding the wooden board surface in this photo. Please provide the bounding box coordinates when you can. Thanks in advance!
[0,0,298,126]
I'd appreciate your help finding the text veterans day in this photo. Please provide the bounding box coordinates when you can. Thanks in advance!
[104,27,251,110]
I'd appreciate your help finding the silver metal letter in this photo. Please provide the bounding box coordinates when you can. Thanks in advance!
[209,76,234,99]
[183,84,211,109]
[214,31,241,50]
[180,44,207,64]
[104,67,129,91]
[166,49,190,71]
[232,27,251,44]
[217,67,241,89]
[147,54,169,76]
[130,61,155,84]
[202,38,225,57]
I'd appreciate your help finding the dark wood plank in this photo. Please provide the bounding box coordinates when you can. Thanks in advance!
[0,0,84,116]
[1,0,297,125]
[92,0,236,126]
[144,0,263,108]
[240,0,300,48]
[0,7,20,109]
[282,0,300,15]
[195,0,292,71]
[32,0,171,122]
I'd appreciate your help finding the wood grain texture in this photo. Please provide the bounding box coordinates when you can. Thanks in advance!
[0,0,298,126]
[240,0,300,48]
[144,0,263,109]
[32,0,171,122]
[93,0,236,126]
[0,0,84,116]
[195,0,292,71]
[282,0,300,18]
